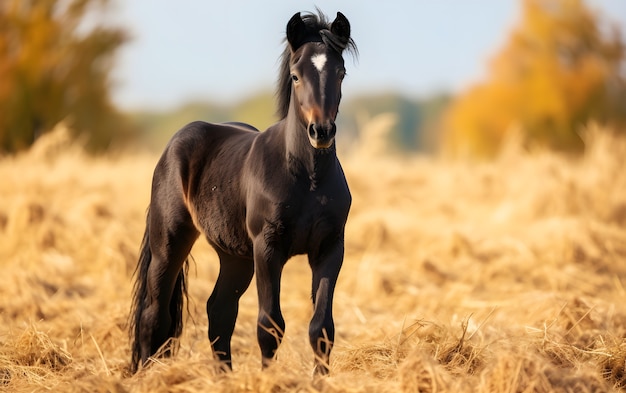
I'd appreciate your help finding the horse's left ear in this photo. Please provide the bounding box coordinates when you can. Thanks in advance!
[331,12,351,42]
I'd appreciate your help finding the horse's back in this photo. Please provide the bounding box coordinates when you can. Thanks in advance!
[223,121,260,133]
[168,120,257,152]
[161,121,259,173]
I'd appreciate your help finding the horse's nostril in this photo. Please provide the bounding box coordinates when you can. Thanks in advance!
[308,123,335,145]
[329,123,337,138]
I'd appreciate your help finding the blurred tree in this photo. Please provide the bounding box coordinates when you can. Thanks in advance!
[443,0,626,157]
[0,0,130,153]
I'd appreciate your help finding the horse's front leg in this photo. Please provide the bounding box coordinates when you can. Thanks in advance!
[253,237,287,369]
[308,237,345,376]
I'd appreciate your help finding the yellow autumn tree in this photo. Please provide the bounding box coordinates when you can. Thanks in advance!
[0,0,130,153]
[443,0,626,157]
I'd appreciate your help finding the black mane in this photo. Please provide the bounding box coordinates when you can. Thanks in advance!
[276,11,357,120]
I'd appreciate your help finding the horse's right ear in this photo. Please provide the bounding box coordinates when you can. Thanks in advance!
[287,12,306,51]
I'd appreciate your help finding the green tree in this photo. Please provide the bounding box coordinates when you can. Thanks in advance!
[444,0,626,157]
[0,0,130,152]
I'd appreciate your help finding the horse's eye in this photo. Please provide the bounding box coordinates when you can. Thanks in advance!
[291,74,299,83]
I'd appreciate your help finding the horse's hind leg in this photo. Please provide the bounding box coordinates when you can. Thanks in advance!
[206,251,254,370]
[138,207,198,366]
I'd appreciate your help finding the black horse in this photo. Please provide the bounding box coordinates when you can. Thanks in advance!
[130,10,356,375]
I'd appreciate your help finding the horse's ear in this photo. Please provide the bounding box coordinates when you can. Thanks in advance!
[331,12,351,43]
[287,12,306,50]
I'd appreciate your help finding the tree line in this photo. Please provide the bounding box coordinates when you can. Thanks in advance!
[1,0,624,156]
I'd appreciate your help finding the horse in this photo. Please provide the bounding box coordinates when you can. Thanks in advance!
[129,10,357,375]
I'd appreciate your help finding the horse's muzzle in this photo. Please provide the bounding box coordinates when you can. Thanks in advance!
[308,122,336,149]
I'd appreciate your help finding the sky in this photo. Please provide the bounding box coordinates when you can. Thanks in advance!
[110,0,626,111]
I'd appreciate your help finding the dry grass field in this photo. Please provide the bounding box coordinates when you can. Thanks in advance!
[1,122,626,392]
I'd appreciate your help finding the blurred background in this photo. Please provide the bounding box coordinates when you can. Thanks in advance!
[1,0,625,157]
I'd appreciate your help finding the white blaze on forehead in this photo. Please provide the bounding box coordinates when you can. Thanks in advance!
[311,53,327,73]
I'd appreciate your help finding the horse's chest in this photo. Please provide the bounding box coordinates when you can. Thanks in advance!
[280,191,348,256]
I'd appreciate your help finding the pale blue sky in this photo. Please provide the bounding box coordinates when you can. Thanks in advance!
[110,1,626,110]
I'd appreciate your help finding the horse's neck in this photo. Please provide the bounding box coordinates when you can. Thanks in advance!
[282,115,336,185]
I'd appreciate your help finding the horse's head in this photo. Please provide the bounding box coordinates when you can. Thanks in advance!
[284,12,354,149]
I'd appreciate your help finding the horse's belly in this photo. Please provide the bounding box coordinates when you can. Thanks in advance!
[205,223,253,257]
[194,200,253,257]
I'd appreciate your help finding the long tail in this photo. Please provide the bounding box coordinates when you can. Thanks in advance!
[129,210,189,373]
[129,214,152,373]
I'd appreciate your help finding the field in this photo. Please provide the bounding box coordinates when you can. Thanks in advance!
[1,123,626,392]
